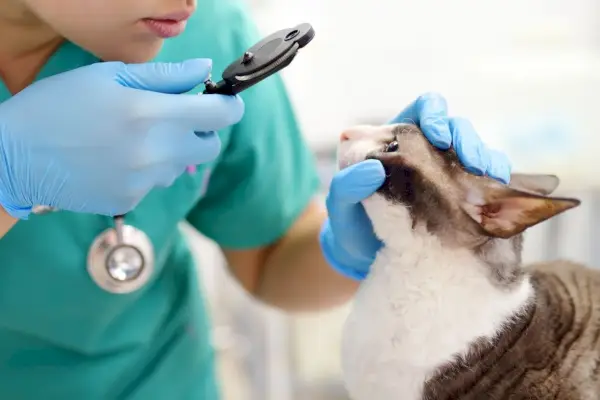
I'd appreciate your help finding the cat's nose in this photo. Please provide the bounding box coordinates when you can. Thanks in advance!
[339,128,363,142]
[339,125,383,142]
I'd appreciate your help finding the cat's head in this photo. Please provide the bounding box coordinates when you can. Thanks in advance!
[337,123,580,274]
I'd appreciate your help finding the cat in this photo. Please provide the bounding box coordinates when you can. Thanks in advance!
[337,123,600,400]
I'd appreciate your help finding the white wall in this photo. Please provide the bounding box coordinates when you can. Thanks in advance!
[250,0,600,184]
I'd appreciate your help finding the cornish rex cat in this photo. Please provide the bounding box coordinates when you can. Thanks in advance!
[338,123,597,400]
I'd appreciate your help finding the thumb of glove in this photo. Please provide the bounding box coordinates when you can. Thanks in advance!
[117,58,213,94]
[328,160,386,206]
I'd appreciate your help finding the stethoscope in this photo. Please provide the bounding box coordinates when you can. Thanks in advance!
[33,206,155,294]
[86,214,155,294]
[30,23,315,294]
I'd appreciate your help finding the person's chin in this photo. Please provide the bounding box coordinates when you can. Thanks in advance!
[100,39,165,63]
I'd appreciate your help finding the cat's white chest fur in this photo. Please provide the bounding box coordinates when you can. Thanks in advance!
[340,195,533,400]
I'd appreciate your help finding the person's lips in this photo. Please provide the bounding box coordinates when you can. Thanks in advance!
[142,11,192,38]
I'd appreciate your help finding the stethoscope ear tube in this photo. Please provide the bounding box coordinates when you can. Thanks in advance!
[114,215,125,244]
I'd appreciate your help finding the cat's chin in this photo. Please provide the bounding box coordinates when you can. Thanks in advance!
[362,194,415,247]
[336,152,366,171]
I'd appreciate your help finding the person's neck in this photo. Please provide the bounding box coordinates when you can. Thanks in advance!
[0,0,63,94]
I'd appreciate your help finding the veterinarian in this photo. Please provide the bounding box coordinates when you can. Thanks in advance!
[0,0,512,398]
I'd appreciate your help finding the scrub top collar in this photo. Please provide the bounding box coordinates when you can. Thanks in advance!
[0,41,100,102]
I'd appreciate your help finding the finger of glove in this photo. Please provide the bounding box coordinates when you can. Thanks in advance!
[125,165,181,191]
[117,59,212,94]
[163,130,222,167]
[329,206,383,260]
[449,117,491,177]
[149,92,245,132]
[151,164,187,188]
[391,92,451,149]
[327,160,386,206]
[486,148,512,184]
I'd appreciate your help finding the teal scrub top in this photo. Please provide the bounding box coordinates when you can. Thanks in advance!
[0,1,320,398]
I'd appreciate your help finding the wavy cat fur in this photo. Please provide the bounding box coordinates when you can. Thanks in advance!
[336,123,594,400]
[423,260,600,400]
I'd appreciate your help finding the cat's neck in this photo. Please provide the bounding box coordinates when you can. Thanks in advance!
[344,195,535,399]
[368,231,533,357]
[343,236,535,398]
[353,241,530,393]
[362,193,533,312]
[359,195,534,368]
[370,238,533,312]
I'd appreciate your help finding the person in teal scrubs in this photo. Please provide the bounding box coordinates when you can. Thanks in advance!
[0,0,512,398]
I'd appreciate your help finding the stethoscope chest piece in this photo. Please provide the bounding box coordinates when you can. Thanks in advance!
[87,220,154,294]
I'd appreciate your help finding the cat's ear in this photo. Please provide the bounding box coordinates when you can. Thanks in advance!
[461,178,580,239]
[508,173,560,195]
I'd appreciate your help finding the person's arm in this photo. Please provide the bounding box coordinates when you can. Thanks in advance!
[186,67,355,312]
[0,206,17,238]
[223,201,359,312]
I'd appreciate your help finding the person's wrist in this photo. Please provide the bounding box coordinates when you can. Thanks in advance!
[319,219,369,281]
[0,133,32,220]
[0,185,32,220]
[0,203,19,237]
[2,204,31,220]
[0,199,31,220]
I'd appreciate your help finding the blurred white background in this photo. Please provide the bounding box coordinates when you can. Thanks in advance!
[185,0,600,398]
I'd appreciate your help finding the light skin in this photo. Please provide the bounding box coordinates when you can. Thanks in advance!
[0,0,358,312]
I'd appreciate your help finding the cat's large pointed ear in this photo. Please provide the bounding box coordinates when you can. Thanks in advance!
[461,178,580,239]
[509,173,560,196]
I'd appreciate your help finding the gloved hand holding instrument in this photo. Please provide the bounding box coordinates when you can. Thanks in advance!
[112,23,315,237]
[0,59,244,220]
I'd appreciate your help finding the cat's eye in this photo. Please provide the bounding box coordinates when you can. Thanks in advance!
[385,141,399,152]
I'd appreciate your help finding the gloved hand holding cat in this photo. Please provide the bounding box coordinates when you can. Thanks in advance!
[320,92,512,280]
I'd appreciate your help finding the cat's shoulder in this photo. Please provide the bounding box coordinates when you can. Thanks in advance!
[525,259,597,276]
[524,259,600,294]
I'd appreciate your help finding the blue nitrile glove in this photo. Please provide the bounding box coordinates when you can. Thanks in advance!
[391,92,511,184]
[319,92,512,280]
[0,59,244,219]
[320,160,386,280]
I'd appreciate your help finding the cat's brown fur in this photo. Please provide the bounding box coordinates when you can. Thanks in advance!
[423,260,600,399]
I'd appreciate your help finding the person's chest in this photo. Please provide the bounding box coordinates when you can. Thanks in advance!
[0,161,215,353]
